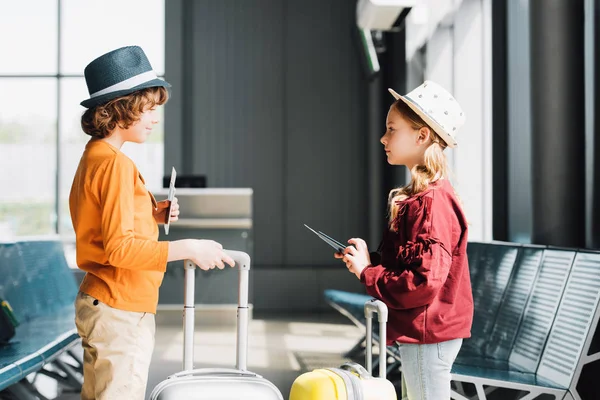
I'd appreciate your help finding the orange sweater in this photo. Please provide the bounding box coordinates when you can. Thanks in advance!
[69,139,169,313]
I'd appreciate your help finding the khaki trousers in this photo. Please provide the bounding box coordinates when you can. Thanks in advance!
[74,292,156,400]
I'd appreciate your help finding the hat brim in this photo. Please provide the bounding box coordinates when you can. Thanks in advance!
[388,88,458,148]
[80,78,172,109]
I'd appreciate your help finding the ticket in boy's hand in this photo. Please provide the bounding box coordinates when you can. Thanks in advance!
[165,167,177,235]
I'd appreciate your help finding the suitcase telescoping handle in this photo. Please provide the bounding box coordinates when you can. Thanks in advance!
[364,299,388,379]
[183,250,251,372]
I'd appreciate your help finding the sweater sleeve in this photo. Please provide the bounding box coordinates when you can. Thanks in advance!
[360,192,454,310]
[98,154,168,272]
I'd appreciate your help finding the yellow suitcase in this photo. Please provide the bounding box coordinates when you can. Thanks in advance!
[289,299,397,400]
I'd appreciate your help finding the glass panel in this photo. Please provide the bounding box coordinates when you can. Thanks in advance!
[0,1,58,74]
[60,0,165,75]
[58,78,165,236]
[58,78,89,236]
[0,78,57,238]
[121,105,165,192]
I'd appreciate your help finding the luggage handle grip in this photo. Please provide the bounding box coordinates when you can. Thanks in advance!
[364,299,388,379]
[183,250,251,372]
[340,362,371,380]
[171,368,260,379]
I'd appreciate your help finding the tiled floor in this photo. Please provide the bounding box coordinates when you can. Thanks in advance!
[56,312,363,399]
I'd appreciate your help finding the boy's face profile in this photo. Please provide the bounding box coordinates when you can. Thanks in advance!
[99,89,165,145]
[118,103,159,144]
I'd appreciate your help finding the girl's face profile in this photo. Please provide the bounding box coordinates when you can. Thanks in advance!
[381,106,423,166]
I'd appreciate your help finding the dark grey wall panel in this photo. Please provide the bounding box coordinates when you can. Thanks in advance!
[530,0,585,247]
[492,0,508,241]
[593,0,600,249]
[253,267,366,311]
[167,0,286,265]
[165,0,368,306]
[284,0,368,265]
[164,0,185,173]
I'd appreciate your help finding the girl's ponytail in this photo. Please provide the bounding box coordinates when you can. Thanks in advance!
[388,101,451,227]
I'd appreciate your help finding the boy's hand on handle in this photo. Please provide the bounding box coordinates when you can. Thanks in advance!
[186,239,235,271]
[334,238,371,279]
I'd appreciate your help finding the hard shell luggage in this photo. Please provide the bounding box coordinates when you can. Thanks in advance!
[149,250,284,400]
[289,299,397,400]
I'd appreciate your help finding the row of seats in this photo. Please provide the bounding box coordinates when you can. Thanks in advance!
[0,238,82,398]
[325,241,600,399]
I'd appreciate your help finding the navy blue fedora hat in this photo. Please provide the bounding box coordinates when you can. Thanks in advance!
[80,45,171,109]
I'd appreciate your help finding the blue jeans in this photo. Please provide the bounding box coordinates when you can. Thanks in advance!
[396,338,463,400]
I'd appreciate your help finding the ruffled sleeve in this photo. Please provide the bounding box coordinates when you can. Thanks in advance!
[360,192,454,310]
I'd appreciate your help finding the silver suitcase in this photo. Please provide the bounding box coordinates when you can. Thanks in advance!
[149,250,284,400]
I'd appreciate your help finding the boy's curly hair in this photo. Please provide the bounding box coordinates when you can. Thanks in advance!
[81,86,169,139]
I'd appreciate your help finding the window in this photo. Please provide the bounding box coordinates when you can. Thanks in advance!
[0,2,58,75]
[0,79,57,237]
[0,0,165,239]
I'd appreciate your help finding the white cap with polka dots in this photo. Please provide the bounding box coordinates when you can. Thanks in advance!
[388,80,466,148]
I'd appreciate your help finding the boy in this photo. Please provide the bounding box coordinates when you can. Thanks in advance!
[70,45,234,400]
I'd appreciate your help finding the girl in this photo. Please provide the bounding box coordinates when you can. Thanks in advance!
[336,81,473,400]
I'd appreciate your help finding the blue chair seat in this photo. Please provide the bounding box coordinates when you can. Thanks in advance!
[22,308,78,363]
[0,363,22,392]
[0,306,78,386]
[451,363,565,389]
[453,353,520,371]
[324,289,374,327]
[0,239,81,393]
[324,289,373,309]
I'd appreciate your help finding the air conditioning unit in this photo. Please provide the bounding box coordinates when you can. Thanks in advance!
[356,0,416,31]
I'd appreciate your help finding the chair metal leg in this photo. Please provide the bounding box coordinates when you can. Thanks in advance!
[451,388,472,400]
[66,349,84,375]
[474,382,487,400]
[38,368,71,387]
[53,358,83,389]
[5,379,50,400]
[38,358,83,392]
[372,355,380,371]
[386,360,401,375]
[517,391,545,400]
[563,391,578,400]
[453,381,467,396]
[342,335,366,359]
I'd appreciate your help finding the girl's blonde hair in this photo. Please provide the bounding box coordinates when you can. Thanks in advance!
[388,100,450,227]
